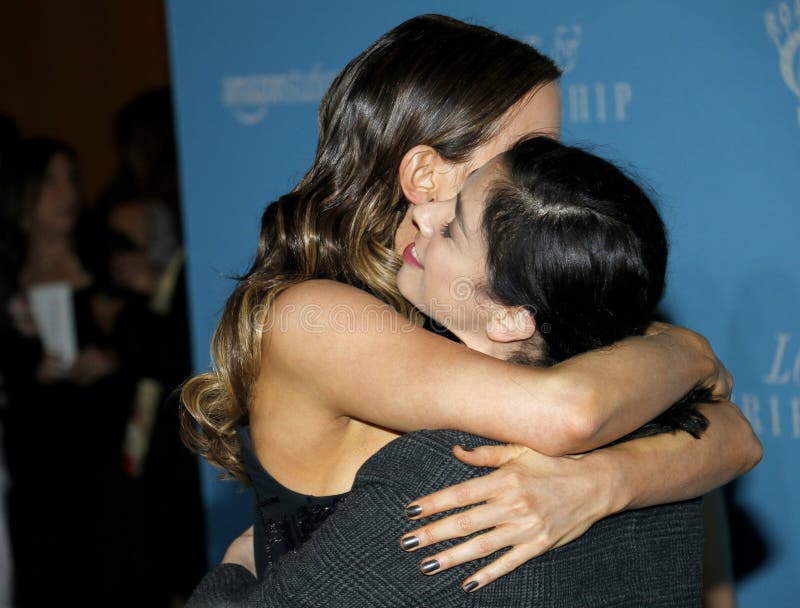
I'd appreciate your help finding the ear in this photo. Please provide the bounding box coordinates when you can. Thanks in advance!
[399,145,460,204]
[486,306,536,343]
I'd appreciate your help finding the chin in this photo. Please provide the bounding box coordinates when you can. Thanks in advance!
[396,271,422,312]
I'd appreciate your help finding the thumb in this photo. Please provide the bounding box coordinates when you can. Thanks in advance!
[452,444,526,468]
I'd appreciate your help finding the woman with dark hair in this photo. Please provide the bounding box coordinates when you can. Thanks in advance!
[0,138,133,606]
[181,13,758,595]
[189,137,737,606]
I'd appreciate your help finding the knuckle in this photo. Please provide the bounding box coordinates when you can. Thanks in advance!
[502,469,526,489]
[476,536,495,556]
[455,514,473,533]
[502,552,524,570]
[434,551,452,569]
[455,484,472,503]
[509,495,537,517]
[418,526,437,546]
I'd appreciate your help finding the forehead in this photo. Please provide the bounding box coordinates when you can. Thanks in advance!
[468,81,561,171]
[511,81,561,138]
[46,153,73,175]
[459,157,506,232]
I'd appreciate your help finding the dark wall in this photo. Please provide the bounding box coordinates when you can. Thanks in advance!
[0,0,170,201]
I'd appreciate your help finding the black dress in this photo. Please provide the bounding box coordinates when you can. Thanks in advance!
[2,286,133,607]
[237,425,344,576]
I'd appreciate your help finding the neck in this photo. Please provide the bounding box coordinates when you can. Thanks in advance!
[20,229,89,289]
[27,230,73,260]
[456,331,521,362]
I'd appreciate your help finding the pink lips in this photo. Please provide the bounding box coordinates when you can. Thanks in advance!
[402,242,424,269]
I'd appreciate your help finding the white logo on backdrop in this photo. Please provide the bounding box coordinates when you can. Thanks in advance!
[526,25,632,125]
[553,25,582,74]
[221,66,338,126]
[739,332,800,439]
[765,1,800,126]
[524,25,581,75]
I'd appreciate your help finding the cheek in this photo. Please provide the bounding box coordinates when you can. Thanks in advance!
[32,194,55,222]
[393,205,415,254]
[34,192,76,229]
[423,247,453,295]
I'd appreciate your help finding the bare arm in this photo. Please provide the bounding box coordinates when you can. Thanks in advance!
[400,400,761,590]
[265,280,724,455]
[597,402,760,510]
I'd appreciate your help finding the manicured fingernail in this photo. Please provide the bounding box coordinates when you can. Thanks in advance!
[463,581,479,593]
[420,559,440,574]
[400,535,419,550]
[405,504,423,518]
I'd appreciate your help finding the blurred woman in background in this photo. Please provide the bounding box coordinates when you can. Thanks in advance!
[0,138,129,607]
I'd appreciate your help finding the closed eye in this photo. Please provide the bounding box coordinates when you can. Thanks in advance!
[440,221,453,238]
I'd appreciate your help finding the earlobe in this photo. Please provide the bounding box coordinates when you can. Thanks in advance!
[486,307,536,343]
[399,145,438,204]
[399,145,461,204]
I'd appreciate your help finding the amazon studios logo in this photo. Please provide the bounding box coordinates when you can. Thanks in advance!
[221,65,337,126]
[738,332,800,440]
[765,1,800,126]
[526,25,633,125]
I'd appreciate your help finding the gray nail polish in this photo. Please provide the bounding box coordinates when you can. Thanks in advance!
[463,581,479,593]
[400,535,419,550]
[405,504,423,518]
[420,559,440,574]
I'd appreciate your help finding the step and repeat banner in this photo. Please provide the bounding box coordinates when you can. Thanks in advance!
[167,1,799,603]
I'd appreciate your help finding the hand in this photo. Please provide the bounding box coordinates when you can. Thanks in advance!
[8,293,38,337]
[68,346,118,386]
[111,251,162,295]
[645,322,733,401]
[222,525,256,577]
[35,353,68,383]
[90,293,124,335]
[400,444,612,592]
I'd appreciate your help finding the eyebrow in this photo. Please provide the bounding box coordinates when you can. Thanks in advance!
[453,168,479,235]
[454,191,465,236]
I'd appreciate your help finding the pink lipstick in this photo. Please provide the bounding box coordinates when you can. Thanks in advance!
[402,242,424,269]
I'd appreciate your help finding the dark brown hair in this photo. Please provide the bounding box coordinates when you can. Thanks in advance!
[181,14,561,482]
[483,137,708,440]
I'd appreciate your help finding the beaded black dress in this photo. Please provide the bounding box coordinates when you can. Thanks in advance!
[238,426,345,576]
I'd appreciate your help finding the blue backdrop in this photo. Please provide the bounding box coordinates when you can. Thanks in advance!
[167,1,800,604]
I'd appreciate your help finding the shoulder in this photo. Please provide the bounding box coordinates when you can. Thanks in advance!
[267,279,414,341]
[274,279,396,312]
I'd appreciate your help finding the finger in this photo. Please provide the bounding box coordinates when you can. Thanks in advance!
[727,368,734,399]
[452,444,525,468]
[722,367,733,399]
[459,544,546,591]
[405,469,506,519]
[416,528,518,576]
[401,502,509,551]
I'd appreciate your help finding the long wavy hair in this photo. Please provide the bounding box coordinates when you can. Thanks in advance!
[181,14,561,482]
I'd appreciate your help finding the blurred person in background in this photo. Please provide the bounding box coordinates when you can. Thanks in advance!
[87,87,205,607]
[0,137,132,606]
[0,112,21,608]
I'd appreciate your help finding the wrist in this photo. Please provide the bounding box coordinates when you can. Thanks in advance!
[585,446,634,516]
[663,327,714,376]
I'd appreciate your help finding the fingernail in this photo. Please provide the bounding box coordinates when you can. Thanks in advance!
[405,504,423,518]
[420,559,440,574]
[463,581,479,593]
[459,445,475,452]
[400,535,419,550]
